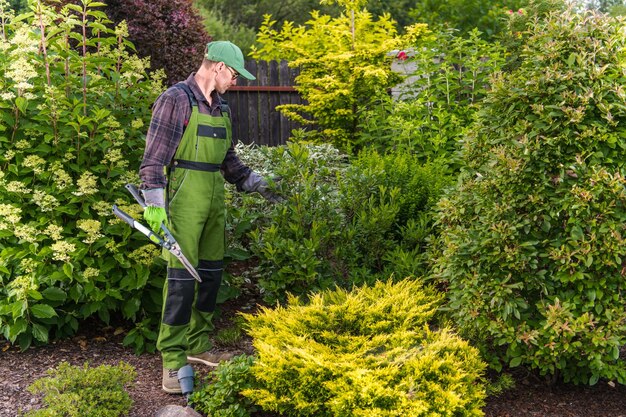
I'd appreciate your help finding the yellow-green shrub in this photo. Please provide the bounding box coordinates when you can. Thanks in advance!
[243,280,486,417]
[251,0,431,153]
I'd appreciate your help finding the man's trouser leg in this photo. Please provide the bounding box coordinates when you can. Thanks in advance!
[156,175,213,370]
[157,269,196,370]
[187,203,225,356]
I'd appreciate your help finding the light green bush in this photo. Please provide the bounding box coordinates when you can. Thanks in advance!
[0,0,165,351]
[433,7,626,384]
[190,354,258,417]
[26,361,135,417]
[243,279,486,417]
[359,28,506,170]
[236,141,445,302]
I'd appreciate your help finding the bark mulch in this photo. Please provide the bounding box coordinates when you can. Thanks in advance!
[2,305,626,417]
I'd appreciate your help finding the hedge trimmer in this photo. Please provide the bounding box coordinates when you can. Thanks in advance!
[112,184,202,282]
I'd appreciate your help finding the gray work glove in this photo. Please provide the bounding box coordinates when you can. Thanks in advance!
[141,188,165,208]
[240,172,282,203]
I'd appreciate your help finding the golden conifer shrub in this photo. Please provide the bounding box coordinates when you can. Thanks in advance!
[243,279,486,417]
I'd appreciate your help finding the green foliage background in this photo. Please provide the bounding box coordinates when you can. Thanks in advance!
[433,6,626,384]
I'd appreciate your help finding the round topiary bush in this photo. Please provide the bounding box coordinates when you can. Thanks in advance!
[433,6,626,384]
[243,280,486,417]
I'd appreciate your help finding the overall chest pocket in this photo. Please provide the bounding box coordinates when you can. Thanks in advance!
[196,122,230,164]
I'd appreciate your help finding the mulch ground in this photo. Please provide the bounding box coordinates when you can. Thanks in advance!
[2,298,626,417]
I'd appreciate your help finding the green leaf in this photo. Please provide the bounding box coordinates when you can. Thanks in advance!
[11,300,27,319]
[17,331,32,351]
[30,304,58,319]
[570,225,584,241]
[509,356,522,367]
[42,287,67,302]
[63,263,74,279]
[122,298,141,319]
[611,345,620,360]
[27,290,43,301]
[32,323,49,343]
[15,97,28,114]
[123,330,137,346]
[8,318,27,342]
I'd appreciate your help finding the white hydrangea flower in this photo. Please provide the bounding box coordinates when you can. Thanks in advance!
[73,171,98,196]
[5,181,31,194]
[14,224,38,243]
[102,148,123,164]
[7,275,37,300]
[77,219,103,244]
[92,201,112,217]
[51,240,76,262]
[32,190,59,212]
[1,92,15,101]
[129,244,161,265]
[15,140,30,150]
[44,224,63,241]
[23,155,46,174]
[20,258,38,274]
[53,168,73,190]
[83,267,100,279]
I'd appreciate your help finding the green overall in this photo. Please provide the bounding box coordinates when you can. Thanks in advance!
[156,83,231,370]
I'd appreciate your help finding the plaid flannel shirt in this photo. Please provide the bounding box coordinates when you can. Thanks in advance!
[139,73,251,190]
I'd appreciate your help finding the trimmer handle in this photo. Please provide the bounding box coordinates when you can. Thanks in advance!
[112,204,135,227]
[125,183,147,208]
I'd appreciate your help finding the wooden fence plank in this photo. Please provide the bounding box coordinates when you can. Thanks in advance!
[279,60,292,142]
[246,60,259,144]
[269,60,281,146]
[225,60,302,146]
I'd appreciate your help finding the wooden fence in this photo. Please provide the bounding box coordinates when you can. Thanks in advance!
[224,60,304,147]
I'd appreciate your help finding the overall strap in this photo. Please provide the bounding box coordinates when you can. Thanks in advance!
[176,81,230,118]
[174,82,197,108]
[218,99,230,117]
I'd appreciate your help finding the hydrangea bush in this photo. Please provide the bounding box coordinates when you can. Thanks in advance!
[0,0,165,350]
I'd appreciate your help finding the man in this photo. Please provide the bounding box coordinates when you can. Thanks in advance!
[139,41,277,394]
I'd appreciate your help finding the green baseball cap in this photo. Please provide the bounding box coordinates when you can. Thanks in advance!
[205,41,256,81]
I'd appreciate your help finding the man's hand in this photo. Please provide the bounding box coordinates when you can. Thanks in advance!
[240,172,283,203]
[144,206,168,232]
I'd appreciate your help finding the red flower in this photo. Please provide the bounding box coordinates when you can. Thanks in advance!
[397,51,408,61]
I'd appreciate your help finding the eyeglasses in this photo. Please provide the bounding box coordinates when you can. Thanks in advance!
[225,66,239,80]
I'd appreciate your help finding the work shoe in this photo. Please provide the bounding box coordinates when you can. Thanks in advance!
[162,368,182,394]
[187,351,234,367]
